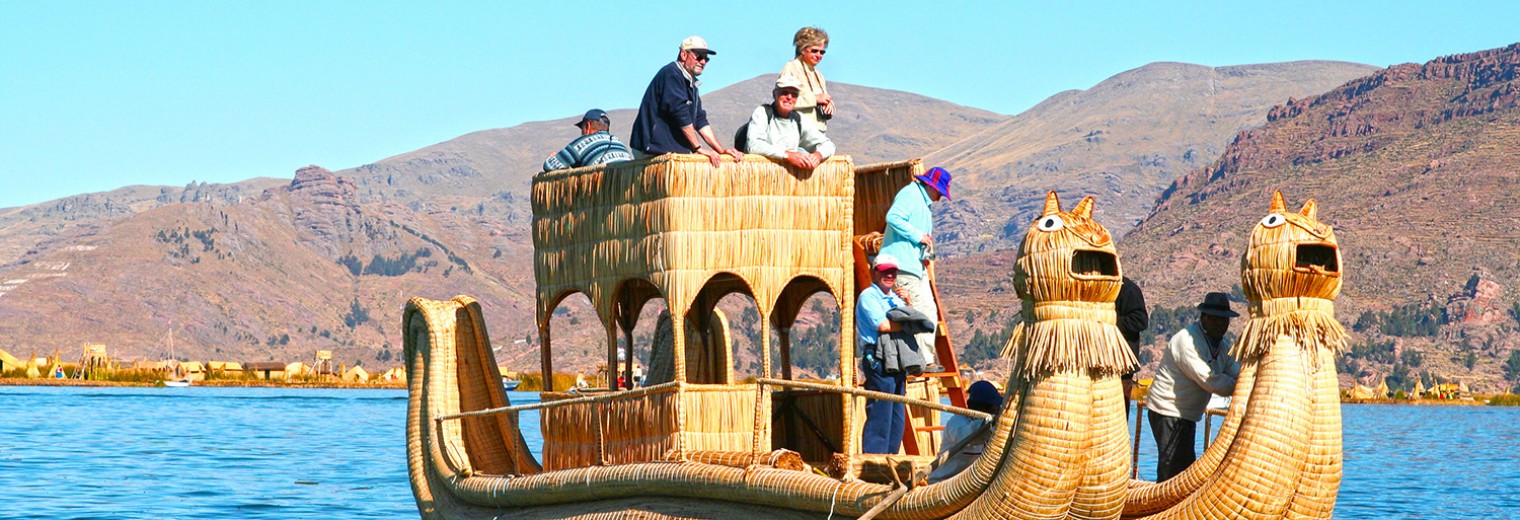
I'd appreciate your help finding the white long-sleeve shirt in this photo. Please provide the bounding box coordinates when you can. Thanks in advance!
[1146,322,1239,422]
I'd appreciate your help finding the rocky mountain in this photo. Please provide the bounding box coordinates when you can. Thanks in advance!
[0,77,1007,371]
[924,61,1379,255]
[340,75,1007,205]
[1115,44,1520,391]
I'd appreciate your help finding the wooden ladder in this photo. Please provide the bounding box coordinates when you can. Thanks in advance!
[851,234,967,456]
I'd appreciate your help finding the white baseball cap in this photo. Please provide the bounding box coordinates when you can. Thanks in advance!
[680,36,715,54]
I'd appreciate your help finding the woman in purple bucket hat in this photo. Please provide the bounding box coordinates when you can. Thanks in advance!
[876,166,952,367]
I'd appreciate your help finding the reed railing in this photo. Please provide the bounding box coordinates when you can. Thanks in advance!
[433,378,991,476]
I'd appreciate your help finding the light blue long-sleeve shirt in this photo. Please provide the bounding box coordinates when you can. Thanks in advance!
[855,284,904,347]
[878,182,933,277]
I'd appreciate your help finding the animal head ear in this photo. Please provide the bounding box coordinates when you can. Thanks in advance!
[1300,199,1318,220]
[1270,190,1287,213]
[1042,191,1061,217]
[1073,196,1095,219]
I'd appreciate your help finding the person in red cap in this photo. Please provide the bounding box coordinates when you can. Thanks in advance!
[877,166,953,367]
[855,253,909,453]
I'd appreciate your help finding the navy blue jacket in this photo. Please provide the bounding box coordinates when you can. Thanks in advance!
[630,62,710,154]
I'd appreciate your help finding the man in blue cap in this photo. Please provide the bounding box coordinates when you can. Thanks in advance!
[877,166,953,367]
[928,380,1002,482]
[542,109,634,172]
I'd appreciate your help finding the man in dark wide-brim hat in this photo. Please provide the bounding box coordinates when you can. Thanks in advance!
[1145,291,1242,482]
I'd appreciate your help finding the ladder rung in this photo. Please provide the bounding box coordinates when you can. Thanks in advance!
[914,425,945,432]
[913,371,960,380]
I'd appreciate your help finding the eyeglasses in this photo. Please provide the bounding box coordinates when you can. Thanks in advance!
[777,90,799,98]
[690,51,711,62]
[805,48,826,56]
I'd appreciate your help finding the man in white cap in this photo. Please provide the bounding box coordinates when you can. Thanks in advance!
[855,253,909,453]
[1146,291,1241,481]
[742,74,835,170]
[630,36,745,168]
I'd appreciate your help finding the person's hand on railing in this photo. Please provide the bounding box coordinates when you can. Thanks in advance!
[784,150,817,170]
[697,148,722,168]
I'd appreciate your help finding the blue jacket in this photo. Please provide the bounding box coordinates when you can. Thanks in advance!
[878,182,934,277]
[631,62,709,155]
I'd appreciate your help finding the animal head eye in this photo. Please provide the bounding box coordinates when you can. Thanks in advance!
[1037,215,1066,232]
[1261,214,1286,228]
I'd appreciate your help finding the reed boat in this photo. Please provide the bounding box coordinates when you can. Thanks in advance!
[1120,191,1345,520]
[402,153,1345,519]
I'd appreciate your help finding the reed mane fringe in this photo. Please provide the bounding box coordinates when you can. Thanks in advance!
[1233,296,1348,362]
[1000,301,1138,379]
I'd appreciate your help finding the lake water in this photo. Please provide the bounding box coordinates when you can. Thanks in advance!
[1,386,1514,519]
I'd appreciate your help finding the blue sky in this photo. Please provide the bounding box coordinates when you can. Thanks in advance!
[3,1,1518,209]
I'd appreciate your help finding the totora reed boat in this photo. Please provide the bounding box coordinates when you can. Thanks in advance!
[403,154,1345,519]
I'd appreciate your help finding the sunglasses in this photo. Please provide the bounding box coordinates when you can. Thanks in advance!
[777,89,800,98]
[805,48,826,56]
[690,51,712,62]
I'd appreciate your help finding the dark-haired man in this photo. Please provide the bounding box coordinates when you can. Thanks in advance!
[542,109,634,172]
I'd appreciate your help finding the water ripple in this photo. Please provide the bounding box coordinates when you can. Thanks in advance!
[2,387,1512,518]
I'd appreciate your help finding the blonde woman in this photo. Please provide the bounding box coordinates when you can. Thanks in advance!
[779,27,833,132]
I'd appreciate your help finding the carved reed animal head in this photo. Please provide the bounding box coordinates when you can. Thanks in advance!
[1013,192,1122,305]
[1241,191,1341,302]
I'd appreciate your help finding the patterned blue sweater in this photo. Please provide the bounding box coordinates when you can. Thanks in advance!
[542,131,634,172]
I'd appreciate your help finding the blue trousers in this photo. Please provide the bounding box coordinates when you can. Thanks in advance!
[861,350,907,454]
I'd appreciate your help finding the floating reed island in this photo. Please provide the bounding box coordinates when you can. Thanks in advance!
[403,153,1347,519]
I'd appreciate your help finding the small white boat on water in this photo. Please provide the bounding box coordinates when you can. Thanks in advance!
[164,379,191,388]
[501,377,520,391]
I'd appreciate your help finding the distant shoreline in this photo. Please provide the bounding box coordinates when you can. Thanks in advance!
[1341,397,1485,406]
[0,378,405,390]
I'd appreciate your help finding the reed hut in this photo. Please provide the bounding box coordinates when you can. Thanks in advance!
[178,361,206,381]
[245,362,289,380]
[0,349,23,374]
[1348,384,1376,399]
[342,365,370,383]
[207,361,243,376]
[377,366,406,382]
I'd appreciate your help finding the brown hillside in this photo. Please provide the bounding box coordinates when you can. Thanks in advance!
[340,75,1007,202]
[0,79,1005,372]
[1121,44,1520,391]
[925,61,1379,255]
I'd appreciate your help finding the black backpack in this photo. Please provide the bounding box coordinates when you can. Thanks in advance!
[732,123,749,152]
[732,104,774,152]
